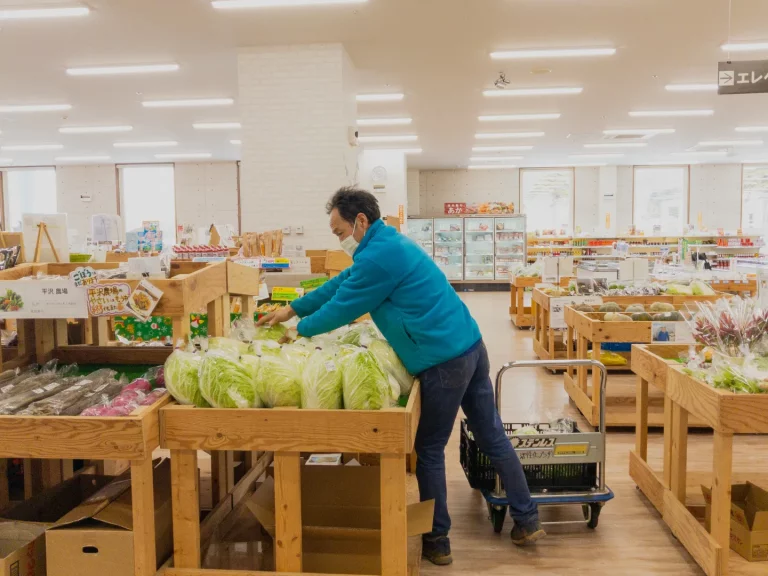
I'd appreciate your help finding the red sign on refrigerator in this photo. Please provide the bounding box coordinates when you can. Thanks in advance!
[444,202,466,215]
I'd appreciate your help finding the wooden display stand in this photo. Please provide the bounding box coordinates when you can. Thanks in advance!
[160,380,422,576]
[630,362,768,576]
[510,277,570,328]
[709,277,758,296]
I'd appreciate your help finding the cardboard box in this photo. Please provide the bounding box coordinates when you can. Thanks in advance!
[46,460,174,576]
[325,250,353,276]
[0,522,47,576]
[305,250,328,274]
[247,464,433,575]
[702,482,768,562]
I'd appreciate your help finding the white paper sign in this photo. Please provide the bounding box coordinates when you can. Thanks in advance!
[289,257,311,273]
[0,280,87,318]
[22,213,70,263]
[549,295,603,329]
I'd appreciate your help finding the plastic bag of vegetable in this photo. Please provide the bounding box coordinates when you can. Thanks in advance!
[338,322,380,346]
[664,283,693,296]
[253,323,287,341]
[164,350,209,407]
[367,338,413,396]
[207,337,250,357]
[199,350,261,408]
[690,280,715,296]
[301,349,343,409]
[18,369,118,416]
[258,350,302,408]
[341,349,392,410]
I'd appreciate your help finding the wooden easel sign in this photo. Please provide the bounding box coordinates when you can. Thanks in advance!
[33,222,61,263]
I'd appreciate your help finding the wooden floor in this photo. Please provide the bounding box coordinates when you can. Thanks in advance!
[420,291,768,576]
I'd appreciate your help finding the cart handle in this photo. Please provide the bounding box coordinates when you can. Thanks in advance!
[493,359,608,492]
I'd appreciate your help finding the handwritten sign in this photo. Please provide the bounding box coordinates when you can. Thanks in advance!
[86,283,132,316]
[272,287,304,302]
[69,266,98,288]
[300,277,328,290]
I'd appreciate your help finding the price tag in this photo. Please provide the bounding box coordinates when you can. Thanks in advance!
[300,277,328,290]
[261,258,291,269]
[272,287,305,302]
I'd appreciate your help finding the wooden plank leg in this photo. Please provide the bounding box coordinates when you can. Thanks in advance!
[41,459,62,488]
[710,430,733,576]
[171,449,201,569]
[54,319,68,347]
[172,316,190,346]
[274,451,302,572]
[131,458,158,576]
[381,453,408,576]
[591,341,602,423]
[670,402,689,503]
[578,336,588,393]
[62,460,74,481]
[210,451,232,508]
[636,376,649,460]
[547,316,555,359]
[0,459,8,510]
[566,324,574,378]
[663,395,674,488]
[34,319,55,364]
[241,294,256,323]
[207,298,225,339]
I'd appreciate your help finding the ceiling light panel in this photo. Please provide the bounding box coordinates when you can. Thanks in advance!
[736,126,768,133]
[670,150,728,156]
[721,42,768,52]
[363,148,422,154]
[59,125,133,134]
[490,47,615,60]
[142,98,234,108]
[475,132,544,140]
[193,122,242,130]
[0,158,13,164]
[1,144,63,151]
[484,87,582,97]
[584,142,647,148]
[356,118,412,126]
[468,164,518,170]
[698,140,763,147]
[603,128,675,135]
[114,141,178,148]
[472,145,533,152]
[230,140,242,145]
[665,83,718,92]
[0,104,71,113]
[479,113,561,122]
[569,153,624,158]
[358,135,418,143]
[0,6,89,20]
[55,156,111,162]
[356,93,404,102]
[155,153,213,159]
[66,64,179,76]
[629,110,714,117]
[213,0,368,8]
[469,156,524,161]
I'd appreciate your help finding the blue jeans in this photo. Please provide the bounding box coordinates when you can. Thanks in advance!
[415,339,538,537]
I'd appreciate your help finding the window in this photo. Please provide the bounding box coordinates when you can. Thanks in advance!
[2,168,57,231]
[742,165,768,235]
[119,165,176,243]
[521,169,573,235]
[633,167,687,235]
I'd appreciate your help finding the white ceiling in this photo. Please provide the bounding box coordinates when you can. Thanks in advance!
[2,0,768,170]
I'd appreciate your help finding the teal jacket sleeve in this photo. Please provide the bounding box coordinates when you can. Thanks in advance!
[297,258,398,338]
[290,268,350,318]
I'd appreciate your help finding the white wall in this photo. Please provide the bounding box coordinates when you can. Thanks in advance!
[56,164,118,241]
[175,162,240,233]
[420,169,521,215]
[689,164,742,231]
[358,150,407,221]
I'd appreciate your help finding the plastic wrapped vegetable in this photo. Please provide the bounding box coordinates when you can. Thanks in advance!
[199,350,261,408]
[341,349,392,410]
[208,337,250,357]
[18,369,117,416]
[64,378,125,416]
[301,349,343,409]
[690,280,715,296]
[258,351,302,408]
[251,339,283,357]
[367,338,413,396]
[164,350,209,407]
[140,388,168,406]
[253,324,287,341]
[664,283,693,296]
[338,322,379,346]
[0,376,77,414]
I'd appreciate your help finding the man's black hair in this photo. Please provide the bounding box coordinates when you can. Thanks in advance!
[326,186,381,225]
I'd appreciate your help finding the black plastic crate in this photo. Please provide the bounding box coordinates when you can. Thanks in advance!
[460,419,598,493]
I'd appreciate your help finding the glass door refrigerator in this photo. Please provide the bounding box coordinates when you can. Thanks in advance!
[464,217,495,281]
[494,215,527,279]
[433,218,464,280]
[406,218,434,258]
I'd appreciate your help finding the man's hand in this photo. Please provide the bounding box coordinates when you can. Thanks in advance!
[256,305,297,327]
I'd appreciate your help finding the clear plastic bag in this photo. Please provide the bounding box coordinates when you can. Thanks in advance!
[301,349,343,410]
[19,369,119,416]
[199,350,261,408]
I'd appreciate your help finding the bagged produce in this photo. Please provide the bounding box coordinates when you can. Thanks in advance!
[208,337,251,356]
[625,304,646,313]
[64,378,125,416]
[0,365,41,400]
[0,375,77,415]
[258,351,302,408]
[664,283,693,296]
[591,350,628,366]
[367,338,414,396]
[164,350,209,407]
[301,349,343,409]
[341,349,392,410]
[338,322,379,346]
[140,388,168,406]
[253,324,287,341]
[199,350,261,408]
[18,369,117,416]
[251,339,282,356]
[690,280,715,296]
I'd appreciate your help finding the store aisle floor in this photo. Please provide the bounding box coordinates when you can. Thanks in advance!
[419,291,768,576]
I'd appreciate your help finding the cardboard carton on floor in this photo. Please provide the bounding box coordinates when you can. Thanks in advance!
[46,459,174,576]
[247,464,433,575]
[702,482,768,562]
[0,522,47,576]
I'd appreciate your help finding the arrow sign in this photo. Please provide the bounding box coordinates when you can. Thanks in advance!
[718,60,768,94]
[719,70,734,86]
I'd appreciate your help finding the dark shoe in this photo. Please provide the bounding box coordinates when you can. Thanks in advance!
[422,535,453,565]
[510,520,546,545]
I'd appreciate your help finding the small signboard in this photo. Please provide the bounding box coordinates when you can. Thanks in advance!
[718,60,768,95]
[444,202,466,215]
[300,277,329,290]
[86,283,132,317]
[549,295,603,329]
[0,280,87,319]
[272,287,305,302]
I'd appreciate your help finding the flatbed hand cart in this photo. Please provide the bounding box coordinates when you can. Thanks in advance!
[460,359,614,532]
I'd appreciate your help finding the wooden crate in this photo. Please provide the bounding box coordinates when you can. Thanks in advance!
[160,380,422,576]
[509,276,570,328]
[632,366,768,576]
[325,250,353,278]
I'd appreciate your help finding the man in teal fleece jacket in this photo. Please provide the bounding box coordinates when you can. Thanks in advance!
[258,187,544,564]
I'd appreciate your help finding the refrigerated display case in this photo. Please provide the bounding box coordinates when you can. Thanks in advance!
[464,217,495,281]
[407,218,434,257]
[433,218,464,281]
[494,216,527,279]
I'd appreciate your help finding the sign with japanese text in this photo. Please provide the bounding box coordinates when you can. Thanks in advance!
[69,266,98,288]
[261,258,291,269]
[718,60,768,95]
[398,204,404,225]
[444,202,466,215]
[549,295,603,329]
[300,277,329,290]
[271,287,305,302]
[0,280,87,319]
[86,283,132,317]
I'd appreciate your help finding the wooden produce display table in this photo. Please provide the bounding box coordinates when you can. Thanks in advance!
[705,278,757,297]
[509,277,570,328]
[160,381,422,576]
[531,288,569,362]
[631,363,768,576]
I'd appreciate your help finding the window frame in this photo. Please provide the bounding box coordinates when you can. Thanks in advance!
[740,163,768,233]
[631,165,690,234]
[117,163,178,244]
[519,167,576,235]
[1,166,59,233]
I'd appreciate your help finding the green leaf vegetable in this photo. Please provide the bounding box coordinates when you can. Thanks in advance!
[164,350,210,407]
[367,338,414,396]
[341,349,392,410]
[301,349,343,409]
[199,351,261,408]
[258,351,302,408]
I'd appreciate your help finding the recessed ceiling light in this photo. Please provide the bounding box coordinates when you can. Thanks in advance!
[644,161,701,166]
[698,140,763,147]
[469,156,525,162]
[736,126,768,133]
[721,42,768,52]
[475,132,545,140]
[490,47,616,60]
[114,141,178,148]
[55,156,111,162]
[213,0,367,8]
[569,163,609,167]
[483,87,583,97]
[742,159,768,164]
[358,135,418,143]
[364,148,423,154]
[472,145,533,152]
[0,6,89,20]
[356,118,412,126]
[569,153,624,159]
[142,98,234,108]
[603,128,675,135]
[59,125,133,134]
[155,153,213,159]
[0,104,71,113]
[665,83,717,92]
[66,64,180,76]
[193,122,242,130]
[629,110,714,117]
[468,164,518,170]
[1,144,63,151]
[479,113,561,122]
[0,158,13,164]
[230,140,242,145]
[670,150,728,156]
[356,93,404,102]
[584,142,647,148]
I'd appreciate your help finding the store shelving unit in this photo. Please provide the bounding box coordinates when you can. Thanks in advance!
[406,218,434,257]
[433,217,464,281]
[464,217,495,281]
[494,215,527,279]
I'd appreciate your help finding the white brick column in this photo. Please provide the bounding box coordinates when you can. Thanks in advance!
[238,44,358,249]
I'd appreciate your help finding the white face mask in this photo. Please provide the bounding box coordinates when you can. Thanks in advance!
[340,220,359,256]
